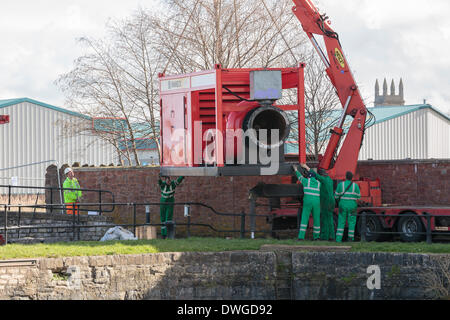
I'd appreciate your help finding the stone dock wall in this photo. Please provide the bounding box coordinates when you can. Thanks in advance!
[0,250,447,300]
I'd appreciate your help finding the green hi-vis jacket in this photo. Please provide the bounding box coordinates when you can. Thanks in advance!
[335,180,361,202]
[295,169,321,198]
[159,176,184,200]
[63,178,82,203]
[310,170,335,207]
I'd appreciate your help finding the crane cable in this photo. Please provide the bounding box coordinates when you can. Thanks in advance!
[162,0,202,75]
[260,0,298,65]
[316,13,341,47]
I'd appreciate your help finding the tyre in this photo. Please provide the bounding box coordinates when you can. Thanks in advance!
[397,214,425,242]
[271,216,298,239]
[356,211,386,242]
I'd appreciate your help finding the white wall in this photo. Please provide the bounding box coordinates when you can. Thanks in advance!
[427,111,450,159]
[358,109,450,160]
[0,102,117,194]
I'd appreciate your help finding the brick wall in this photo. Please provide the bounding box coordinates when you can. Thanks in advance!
[47,166,282,236]
[356,160,449,205]
[45,160,450,237]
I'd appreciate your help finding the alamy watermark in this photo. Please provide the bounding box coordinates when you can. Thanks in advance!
[366,265,381,290]
[167,121,283,175]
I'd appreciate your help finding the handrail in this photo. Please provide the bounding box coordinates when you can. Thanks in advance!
[0,185,116,215]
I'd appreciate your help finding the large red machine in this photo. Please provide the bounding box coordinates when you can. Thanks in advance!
[159,0,369,181]
[159,66,308,176]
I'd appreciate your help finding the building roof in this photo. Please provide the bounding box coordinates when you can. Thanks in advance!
[368,104,450,124]
[284,103,450,154]
[0,97,90,119]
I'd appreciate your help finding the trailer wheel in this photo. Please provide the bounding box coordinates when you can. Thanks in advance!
[357,211,385,242]
[397,214,425,242]
[271,216,298,239]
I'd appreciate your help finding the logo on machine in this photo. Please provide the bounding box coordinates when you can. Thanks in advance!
[161,77,190,92]
[335,48,346,69]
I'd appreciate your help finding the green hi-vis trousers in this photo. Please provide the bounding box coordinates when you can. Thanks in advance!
[298,196,321,240]
[320,201,336,241]
[160,197,174,237]
[336,200,358,242]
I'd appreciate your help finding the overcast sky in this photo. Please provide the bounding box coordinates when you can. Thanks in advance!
[0,0,449,115]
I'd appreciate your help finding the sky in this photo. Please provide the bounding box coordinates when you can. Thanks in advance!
[0,0,449,115]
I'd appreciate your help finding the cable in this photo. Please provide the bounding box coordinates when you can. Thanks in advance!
[223,86,251,102]
[261,0,299,65]
[317,14,342,47]
[365,109,377,129]
[162,0,202,75]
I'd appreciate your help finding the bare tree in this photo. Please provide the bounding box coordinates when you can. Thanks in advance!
[57,0,342,164]
[151,0,307,73]
[283,48,340,160]
[56,9,163,166]
[303,50,341,159]
[422,256,450,300]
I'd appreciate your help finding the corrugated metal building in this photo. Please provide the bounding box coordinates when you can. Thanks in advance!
[359,104,450,160]
[285,103,450,161]
[93,119,160,166]
[0,98,117,194]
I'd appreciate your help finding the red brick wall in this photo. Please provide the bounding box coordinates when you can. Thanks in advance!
[46,159,449,237]
[355,160,449,206]
[50,167,282,236]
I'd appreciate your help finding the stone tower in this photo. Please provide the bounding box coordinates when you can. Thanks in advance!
[374,78,405,106]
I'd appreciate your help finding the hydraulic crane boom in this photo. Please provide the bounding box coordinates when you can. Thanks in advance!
[291,0,368,180]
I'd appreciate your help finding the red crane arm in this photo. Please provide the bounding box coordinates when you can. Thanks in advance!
[291,0,368,180]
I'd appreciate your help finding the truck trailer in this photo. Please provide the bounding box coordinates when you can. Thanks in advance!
[158,0,450,241]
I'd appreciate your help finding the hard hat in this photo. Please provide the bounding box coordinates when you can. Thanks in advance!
[64,168,73,175]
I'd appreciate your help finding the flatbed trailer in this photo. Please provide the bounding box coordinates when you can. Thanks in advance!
[356,205,450,242]
[269,204,450,242]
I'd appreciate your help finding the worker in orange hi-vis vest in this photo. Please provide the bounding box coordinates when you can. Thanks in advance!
[63,167,82,215]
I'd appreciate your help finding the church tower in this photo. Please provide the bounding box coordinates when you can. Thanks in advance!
[374,78,405,106]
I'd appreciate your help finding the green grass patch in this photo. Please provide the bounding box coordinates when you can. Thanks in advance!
[0,238,449,260]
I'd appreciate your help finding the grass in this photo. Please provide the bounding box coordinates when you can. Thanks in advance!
[0,237,449,260]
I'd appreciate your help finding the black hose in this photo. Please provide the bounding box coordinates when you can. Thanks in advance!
[223,86,251,102]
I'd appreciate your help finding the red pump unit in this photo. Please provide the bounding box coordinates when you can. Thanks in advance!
[159,64,307,176]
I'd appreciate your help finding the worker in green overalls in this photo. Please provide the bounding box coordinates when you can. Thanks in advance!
[158,174,184,239]
[293,164,321,241]
[301,163,335,241]
[335,171,361,242]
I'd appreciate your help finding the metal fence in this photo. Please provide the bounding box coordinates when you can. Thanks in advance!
[0,185,115,215]
[0,201,272,245]
[1,188,449,245]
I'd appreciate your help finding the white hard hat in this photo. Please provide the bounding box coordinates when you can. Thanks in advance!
[64,167,73,175]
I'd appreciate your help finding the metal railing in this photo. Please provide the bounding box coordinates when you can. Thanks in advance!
[0,185,115,215]
[0,201,278,245]
[3,196,447,245]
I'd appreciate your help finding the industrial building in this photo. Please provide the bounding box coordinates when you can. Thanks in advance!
[285,103,450,161]
[359,104,450,160]
[0,98,117,194]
